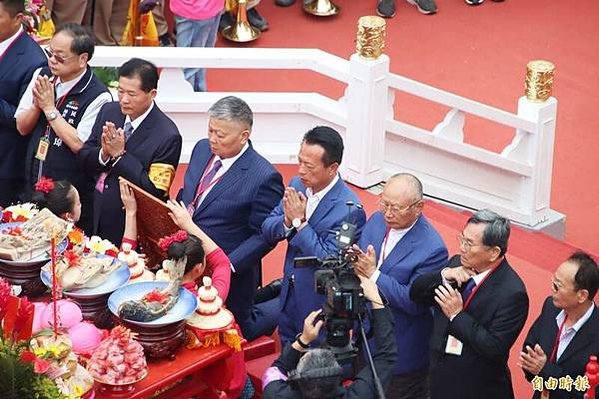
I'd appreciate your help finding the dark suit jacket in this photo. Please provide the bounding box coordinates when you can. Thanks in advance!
[358,212,448,375]
[177,139,283,331]
[0,30,46,204]
[523,297,599,399]
[410,255,529,399]
[263,307,396,399]
[78,102,182,245]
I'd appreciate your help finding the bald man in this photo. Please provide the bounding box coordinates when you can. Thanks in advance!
[352,173,448,399]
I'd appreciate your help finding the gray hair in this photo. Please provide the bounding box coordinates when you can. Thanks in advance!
[389,173,423,201]
[207,96,253,130]
[467,209,511,256]
[295,349,341,399]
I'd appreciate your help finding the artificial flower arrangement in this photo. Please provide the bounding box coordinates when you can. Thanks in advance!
[0,277,93,399]
[0,202,39,223]
[22,0,55,41]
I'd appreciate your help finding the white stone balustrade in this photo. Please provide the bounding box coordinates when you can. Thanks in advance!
[90,46,561,231]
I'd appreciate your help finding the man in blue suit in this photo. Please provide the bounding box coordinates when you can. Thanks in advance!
[79,58,182,245]
[177,96,284,338]
[262,126,366,346]
[0,0,46,206]
[352,173,448,399]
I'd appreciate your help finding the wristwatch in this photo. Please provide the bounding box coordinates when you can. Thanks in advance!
[46,110,58,122]
[295,333,310,349]
[292,217,306,229]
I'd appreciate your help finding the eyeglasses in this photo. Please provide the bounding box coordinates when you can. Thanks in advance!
[44,47,76,64]
[378,198,421,215]
[456,233,487,252]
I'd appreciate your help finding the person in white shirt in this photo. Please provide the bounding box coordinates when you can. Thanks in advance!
[14,23,111,233]
[351,173,448,399]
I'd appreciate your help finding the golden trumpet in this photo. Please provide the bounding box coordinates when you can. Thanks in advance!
[221,0,261,42]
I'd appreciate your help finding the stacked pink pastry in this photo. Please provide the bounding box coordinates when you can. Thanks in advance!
[88,326,147,385]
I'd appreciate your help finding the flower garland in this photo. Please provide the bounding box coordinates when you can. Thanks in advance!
[158,230,188,251]
[23,0,54,41]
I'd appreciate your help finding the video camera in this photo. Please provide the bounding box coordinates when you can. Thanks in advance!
[294,202,366,361]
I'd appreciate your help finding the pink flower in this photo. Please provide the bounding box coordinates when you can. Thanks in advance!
[20,350,51,374]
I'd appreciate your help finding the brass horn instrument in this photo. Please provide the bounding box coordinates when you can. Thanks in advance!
[221,0,260,43]
[303,0,340,17]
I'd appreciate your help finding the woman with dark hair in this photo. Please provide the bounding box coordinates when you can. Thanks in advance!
[31,176,82,225]
[119,179,231,301]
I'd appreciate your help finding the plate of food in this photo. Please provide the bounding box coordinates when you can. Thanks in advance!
[108,281,198,327]
[0,208,70,266]
[40,252,130,299]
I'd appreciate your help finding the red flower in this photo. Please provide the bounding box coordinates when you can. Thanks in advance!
[63,250,81,267]
[158,230,188,251]
[1,210,12,223]
[20,350,51,374]
[105,248,118,258]
[0,277,11,322]
[13,297,34,338]
[34,176,55,194]
[143,289,168,304]
[14,215,27,222]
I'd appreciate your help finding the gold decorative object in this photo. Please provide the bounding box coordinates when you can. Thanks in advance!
[525,60,555,102]
[221,0,260,43]
[304,0,340,17]
[356,16,386,60]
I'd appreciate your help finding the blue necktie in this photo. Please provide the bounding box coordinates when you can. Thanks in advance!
[461,278,476,302]
[124,122,134,141]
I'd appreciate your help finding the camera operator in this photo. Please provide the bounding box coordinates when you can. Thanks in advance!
[262,275,396,399]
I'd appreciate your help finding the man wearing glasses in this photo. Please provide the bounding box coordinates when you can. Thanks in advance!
[15,23,111,234]
[351,173,448,399]
[410,209,529,399]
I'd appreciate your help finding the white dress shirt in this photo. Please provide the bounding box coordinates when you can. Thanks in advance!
[0,26,22,58]
[555,303,595,361]
[305,174,339,220]
[15,67,113,142]
[371,221,417,283]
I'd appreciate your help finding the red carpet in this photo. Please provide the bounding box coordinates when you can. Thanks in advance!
[204,0,599,253]
[164,1,599,395]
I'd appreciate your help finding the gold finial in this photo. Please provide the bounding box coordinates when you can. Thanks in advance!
[525,60,555,102]
[356,16,386,60]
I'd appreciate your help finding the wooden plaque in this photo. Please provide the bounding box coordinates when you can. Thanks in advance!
[120,178,178,269]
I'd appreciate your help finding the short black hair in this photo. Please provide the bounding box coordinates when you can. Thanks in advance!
[31,179,77,217]
[302,126,344,166]
[118,58,159,92]
[568,251,599,300]
[467,209,511,256]
[55,23,95,60]
[167,235,206,275]
[0,0,24,16]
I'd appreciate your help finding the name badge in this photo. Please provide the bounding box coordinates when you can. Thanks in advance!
[35,137,50,161]
[445,334,463,356]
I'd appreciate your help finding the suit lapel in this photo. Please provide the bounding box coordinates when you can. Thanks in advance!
[379,216,427,273]
[195,146,252,214]
[557,306,599,364]
[0,32,26,79]
[306,178,345,228]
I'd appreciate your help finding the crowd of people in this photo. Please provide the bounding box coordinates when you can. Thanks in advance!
[1,0,598,398]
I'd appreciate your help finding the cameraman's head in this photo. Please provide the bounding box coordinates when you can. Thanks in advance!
[294,349,342,398]
[299,126,343,193]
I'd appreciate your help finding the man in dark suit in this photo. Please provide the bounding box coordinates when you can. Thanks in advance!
[79,58,182,245]
[519,251,599,399]
[352,173,448,399]
[0,0,46,206]
[410,209,529,399]
[261,126,366,346]
[176,96,284,338]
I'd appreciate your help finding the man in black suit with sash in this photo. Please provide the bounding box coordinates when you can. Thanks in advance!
[0,0,46,206]
[520,251,599,399]
[410,209,529,399]
[79,58,182,245]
